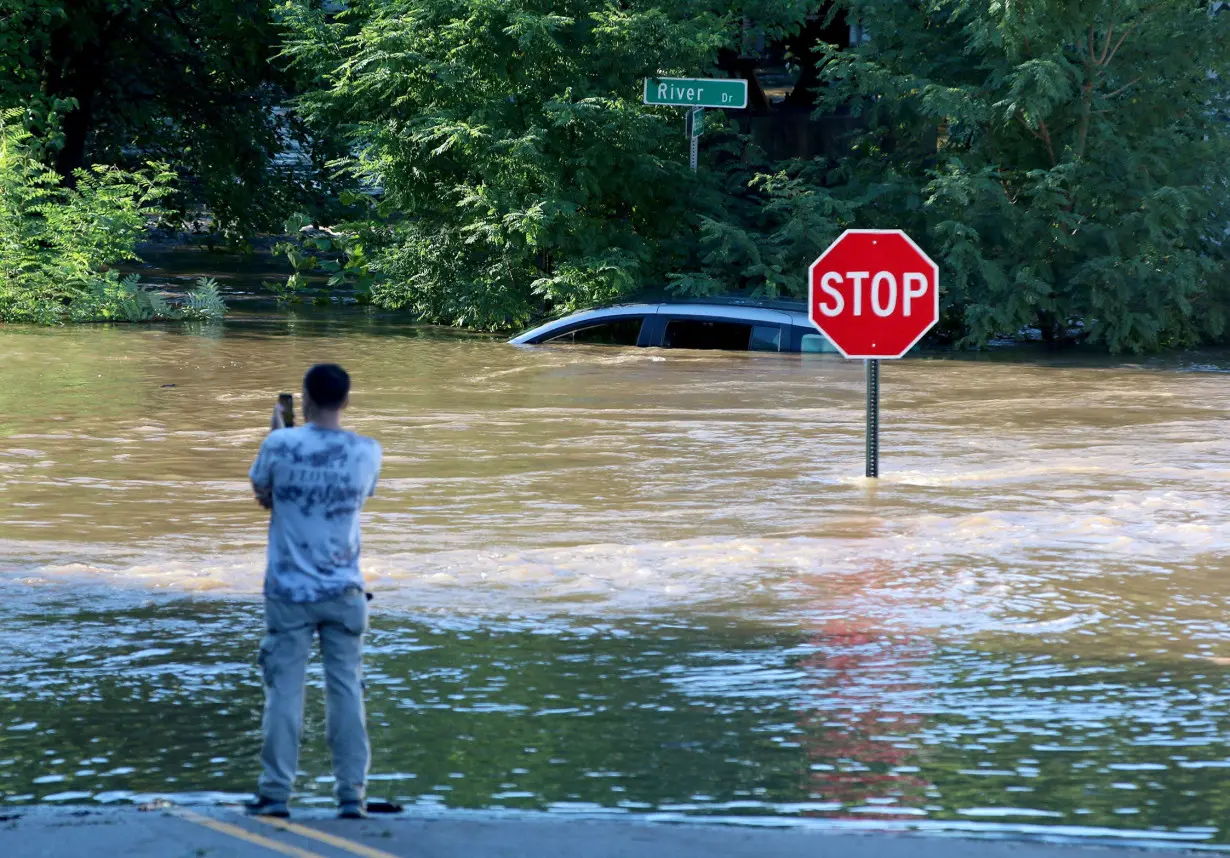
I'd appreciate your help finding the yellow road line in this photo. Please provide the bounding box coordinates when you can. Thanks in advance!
[171,808,331,858]
[247,813,404,858]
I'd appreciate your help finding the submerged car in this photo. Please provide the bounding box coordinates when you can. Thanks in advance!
[508,299,838,354]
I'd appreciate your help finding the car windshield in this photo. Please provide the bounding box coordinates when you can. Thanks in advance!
[662,319,782,351]
[545,317,643,346]
[663,320,750,350]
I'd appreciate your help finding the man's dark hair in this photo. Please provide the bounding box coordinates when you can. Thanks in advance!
[304,363,350,410]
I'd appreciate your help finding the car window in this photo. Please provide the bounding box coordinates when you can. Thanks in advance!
[749,325,781,352]
[545,317,643,346]
[663,319,759,350]
[799,332,838,354]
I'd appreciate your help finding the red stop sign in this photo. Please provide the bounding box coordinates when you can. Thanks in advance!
[807,230,939,359]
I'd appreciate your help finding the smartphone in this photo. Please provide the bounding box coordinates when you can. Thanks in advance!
[277,393,295,428]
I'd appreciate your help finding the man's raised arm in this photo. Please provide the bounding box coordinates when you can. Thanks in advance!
[250,408,283,510]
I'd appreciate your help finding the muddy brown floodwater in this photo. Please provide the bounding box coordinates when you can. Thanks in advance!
[1,309,1229,847]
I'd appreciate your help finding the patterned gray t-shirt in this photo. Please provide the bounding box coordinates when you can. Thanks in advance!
[249,425,382,603]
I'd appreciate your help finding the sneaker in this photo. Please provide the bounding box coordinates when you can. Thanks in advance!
[338,801,367,820]
[366,800,404,814]
[245,795,290,818]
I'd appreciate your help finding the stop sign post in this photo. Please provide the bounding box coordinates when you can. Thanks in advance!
[806,229,939,478]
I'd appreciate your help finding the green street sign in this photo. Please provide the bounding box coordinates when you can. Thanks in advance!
[643,77,748,109]
[685,106,704,139]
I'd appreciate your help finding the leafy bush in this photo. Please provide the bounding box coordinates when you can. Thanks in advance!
[0,110,225,323]
[278,0,734,330]
[668,161,871,301]
[269,211,379,304]
[179,277,227,321]
[66,273,163,322]
[690,0,1230,352]
[0,0,349,239]
[64,274,226,323]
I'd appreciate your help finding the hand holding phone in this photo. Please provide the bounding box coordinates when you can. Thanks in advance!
[272,393,295,431]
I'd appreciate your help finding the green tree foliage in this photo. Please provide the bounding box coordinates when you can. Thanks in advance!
[0,112,224,323]
[280,0,1229,350]
[5,0,1224,349]
[278,0,744,329]
[0,0,340,238]
[791,0,1228,351]
[667,159,869,301]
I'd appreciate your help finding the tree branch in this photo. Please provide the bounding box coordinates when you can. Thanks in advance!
[1103,76,1143,99]
[1019,114,1056,166]
[1104,22,1137,67]
[1076,81,1094,159]
[1099,0,1121,65]
[1038,119,1057,167]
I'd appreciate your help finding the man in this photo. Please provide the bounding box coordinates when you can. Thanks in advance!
[246,363,382,820]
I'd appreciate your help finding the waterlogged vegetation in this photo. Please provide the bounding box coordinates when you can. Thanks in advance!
[0,1,1227,345]
[0,114,225,323]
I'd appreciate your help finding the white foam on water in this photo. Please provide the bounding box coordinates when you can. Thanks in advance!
[1,342,1228,655]
[2,493,1224,650]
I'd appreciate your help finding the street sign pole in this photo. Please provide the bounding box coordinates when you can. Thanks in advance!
[865,359,880,478]
[805,229,940,480]
[687,107,703,172]
[644,78,745,174]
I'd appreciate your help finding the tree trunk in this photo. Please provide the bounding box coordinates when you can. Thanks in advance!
[42,9,110,183]
[1037,310,1062,345]
[53,84,93,181]
[783,8,850,111]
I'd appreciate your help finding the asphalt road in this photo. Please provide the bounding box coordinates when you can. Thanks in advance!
[0,806,1213,858]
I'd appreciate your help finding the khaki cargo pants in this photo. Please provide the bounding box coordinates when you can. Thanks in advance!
[257,589,369,804]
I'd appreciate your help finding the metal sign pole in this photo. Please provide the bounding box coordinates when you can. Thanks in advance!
[687,107,703,172]
[806,230,938,480]
[865,359,880,478]
[644,76,746,171]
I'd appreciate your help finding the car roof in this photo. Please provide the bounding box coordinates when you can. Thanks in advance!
[509,300,812,344]
[659,295,807,313]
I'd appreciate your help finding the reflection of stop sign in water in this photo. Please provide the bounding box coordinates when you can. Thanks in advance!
[807,230,939,359]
